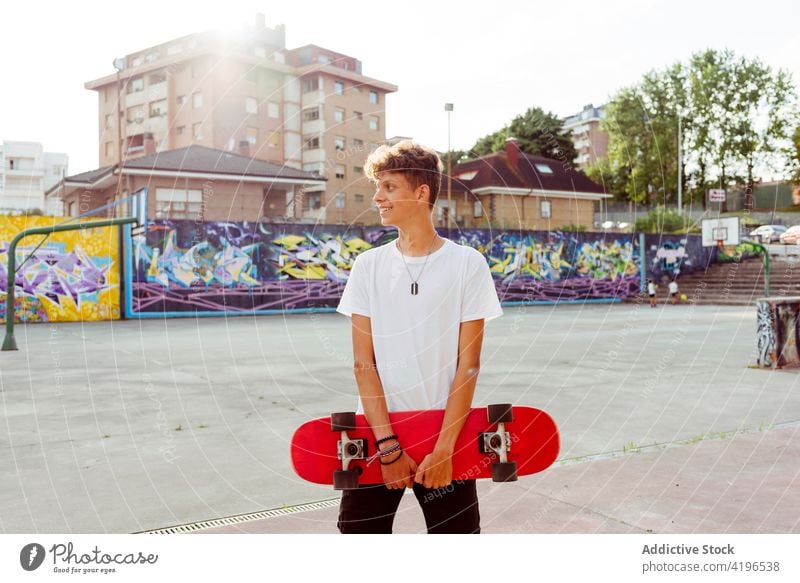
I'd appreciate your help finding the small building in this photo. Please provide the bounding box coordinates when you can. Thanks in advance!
[44,144,325,223]
[443,138,610,230]
[0,140,68,215]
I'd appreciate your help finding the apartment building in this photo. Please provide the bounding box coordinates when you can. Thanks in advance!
[84,15,396,225]
[0,140,68,215]
[562,104,608,169]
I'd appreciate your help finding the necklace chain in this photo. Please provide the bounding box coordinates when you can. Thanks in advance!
[397,233,440,295]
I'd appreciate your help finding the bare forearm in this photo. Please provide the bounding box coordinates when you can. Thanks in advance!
[353,367,395,440]
[435,364,480,453]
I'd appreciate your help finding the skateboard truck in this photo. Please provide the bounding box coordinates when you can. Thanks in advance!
[479,404,518,482]
[331,412,366,490]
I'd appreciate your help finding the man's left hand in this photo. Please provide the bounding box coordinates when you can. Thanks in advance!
[414,449,453,489]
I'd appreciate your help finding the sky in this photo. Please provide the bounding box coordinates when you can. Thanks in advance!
[1,0,798,174]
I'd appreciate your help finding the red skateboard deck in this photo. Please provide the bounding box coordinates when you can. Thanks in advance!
[291,405,559,489]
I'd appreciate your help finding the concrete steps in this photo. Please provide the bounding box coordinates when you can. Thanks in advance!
[638,257,800,306]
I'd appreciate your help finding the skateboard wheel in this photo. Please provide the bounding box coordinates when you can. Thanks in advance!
[330,412,356,432]
[333,469,360,490]
[487,404,513,424]
[492,461,518,482]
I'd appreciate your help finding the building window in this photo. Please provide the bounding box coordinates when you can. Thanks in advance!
[105,142,114,158]
[156,188,203,220]
[149,71,166,85]
[127,76,144,94]
[267,132,279,148]
[246,68,257,83]
[304,193,322,211]
[353,111,363,120]
[149,99,167,117]
[369,90,378,104]
[177,95,187,106]
[192,92,203,108]
[246,97,258,114]
[176,125,185,135]
[334,80,344,95]
[535,163,553,174]
[105,114,113,129]
[302,76,320,93]
[303,135,320,150]
[334,108,345,123]
[335,193,345,208]
[353,138,364,150]
[246,127,258,145]
[303,162,324,175]
[131,56,142,67]
[473,201,483,218]
[267,101,279,118]
[540,200,552,219]
[192,123,203,140]
[335,164,345,179]
[353,166,363,176]
[334,136,345,151]
[369,116,379,130]
[303,107,320,121]
[354,194,364,203]
[126,106,145,123]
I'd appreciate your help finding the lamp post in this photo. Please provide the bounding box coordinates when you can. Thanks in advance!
[113,57,126,217]
[677,110,683,213]
[444,103,453,231]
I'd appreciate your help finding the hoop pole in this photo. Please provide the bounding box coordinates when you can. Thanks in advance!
[3,217,137,351]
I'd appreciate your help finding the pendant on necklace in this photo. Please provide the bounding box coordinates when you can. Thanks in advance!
[411,282,419,295]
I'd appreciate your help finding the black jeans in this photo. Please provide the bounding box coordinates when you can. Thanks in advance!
[337,480,480,534]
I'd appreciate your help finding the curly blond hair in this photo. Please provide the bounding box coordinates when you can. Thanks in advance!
[364,140,443,205]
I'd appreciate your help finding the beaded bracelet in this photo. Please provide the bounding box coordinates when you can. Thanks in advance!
[374,434,398,448]
[378,448,404,466]
[366,441,401,466]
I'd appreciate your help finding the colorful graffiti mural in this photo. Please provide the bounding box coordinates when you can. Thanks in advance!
[128,221,650,316]
[0,216,120,322]
[645,235,715,283]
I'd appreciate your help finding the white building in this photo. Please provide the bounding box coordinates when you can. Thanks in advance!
[0,140,68,215]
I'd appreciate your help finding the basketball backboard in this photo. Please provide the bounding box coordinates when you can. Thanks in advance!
[701,217,740,247]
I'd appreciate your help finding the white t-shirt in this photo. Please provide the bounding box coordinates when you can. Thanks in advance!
[647,282,656,295]
[336,237,503,412]
[668,281,678,294]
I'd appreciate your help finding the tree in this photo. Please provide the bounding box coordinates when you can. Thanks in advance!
[467,107,578,168]
[597,49,799,208]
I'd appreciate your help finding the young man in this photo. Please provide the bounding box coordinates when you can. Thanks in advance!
[335,140,503,534]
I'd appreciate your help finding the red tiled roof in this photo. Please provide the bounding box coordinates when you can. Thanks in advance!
[449,149,606,195]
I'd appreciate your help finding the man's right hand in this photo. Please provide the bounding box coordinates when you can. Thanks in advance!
[381,451,418,489]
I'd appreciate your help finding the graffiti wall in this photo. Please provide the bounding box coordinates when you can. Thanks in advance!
[645,234,715,283]
[128,221,652,317]
[0,216,120,323]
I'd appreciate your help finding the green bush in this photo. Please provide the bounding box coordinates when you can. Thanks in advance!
[634,206,688,233]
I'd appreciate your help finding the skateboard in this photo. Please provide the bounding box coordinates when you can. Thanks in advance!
[291,405,559,490]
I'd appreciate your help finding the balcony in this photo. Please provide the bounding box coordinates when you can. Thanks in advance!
[301,89,325,108]
[3,166,44,178]
[146,82,167,101]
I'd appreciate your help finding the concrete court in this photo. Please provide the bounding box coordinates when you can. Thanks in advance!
[1,300,799,534]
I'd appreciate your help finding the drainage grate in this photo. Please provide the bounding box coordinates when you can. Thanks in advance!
[138,498,341,534]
